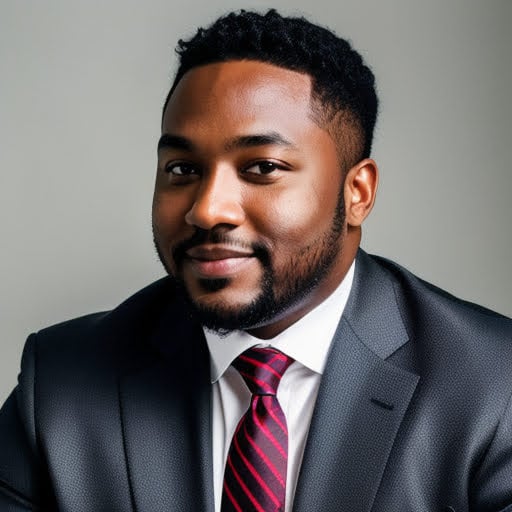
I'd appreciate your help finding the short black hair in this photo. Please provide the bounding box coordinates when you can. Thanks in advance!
[163,9,378,159]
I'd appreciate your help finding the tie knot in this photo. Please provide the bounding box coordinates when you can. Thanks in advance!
[232,347,294,396]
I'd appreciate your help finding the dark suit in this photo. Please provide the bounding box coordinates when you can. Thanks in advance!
[1,250,512,511]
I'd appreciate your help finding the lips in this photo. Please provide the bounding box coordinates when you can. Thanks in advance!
[186,244,254,260]
[184,244,256,278]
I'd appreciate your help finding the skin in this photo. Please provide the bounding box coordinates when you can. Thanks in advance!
[152,60,378,339]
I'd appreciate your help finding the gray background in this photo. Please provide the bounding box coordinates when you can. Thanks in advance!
[1,0,511,404]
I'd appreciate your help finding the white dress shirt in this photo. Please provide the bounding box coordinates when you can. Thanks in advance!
[204,261,355,512]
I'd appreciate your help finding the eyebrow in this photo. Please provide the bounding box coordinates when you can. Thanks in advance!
[157,134,194,152]
[157,131,296,153]
[224,132,296,151]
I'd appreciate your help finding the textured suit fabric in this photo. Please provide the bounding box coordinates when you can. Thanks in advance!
[1,250,512,511]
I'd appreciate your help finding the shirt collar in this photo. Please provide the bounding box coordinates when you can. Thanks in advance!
[204,260,355,383]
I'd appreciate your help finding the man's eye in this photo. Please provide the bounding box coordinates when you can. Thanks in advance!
[165,163,199,176]
[243,161,280,175]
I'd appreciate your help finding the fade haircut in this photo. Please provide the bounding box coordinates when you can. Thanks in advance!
[163,9,378,161]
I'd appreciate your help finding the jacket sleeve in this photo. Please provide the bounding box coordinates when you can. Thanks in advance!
[0,335,54,511]
[471,387,512,511]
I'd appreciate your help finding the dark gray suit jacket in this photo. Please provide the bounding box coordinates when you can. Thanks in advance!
[1,251,512,511]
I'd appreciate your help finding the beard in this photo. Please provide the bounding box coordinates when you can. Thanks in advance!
[153,191,345,335]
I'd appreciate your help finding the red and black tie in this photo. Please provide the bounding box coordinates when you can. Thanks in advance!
[221,347,294,512]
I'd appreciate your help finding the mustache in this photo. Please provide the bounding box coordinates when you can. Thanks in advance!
[172,229,271,268]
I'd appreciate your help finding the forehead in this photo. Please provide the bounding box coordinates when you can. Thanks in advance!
[162,61,318,136]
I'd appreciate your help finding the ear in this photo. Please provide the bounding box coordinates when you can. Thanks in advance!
[344,158,378,227]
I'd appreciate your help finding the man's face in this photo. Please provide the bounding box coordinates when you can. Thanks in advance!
[153,61,355,338]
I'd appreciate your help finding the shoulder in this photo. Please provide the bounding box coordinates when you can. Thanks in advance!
[20,276,196,390]
[32,276,180,353]
[359,250,512,399]
[368,251,511,334]
[35,276,177,340]
[351,250,511,352]
[354,249,512,383]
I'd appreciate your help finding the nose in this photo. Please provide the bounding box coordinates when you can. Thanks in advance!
[184,168,245,230]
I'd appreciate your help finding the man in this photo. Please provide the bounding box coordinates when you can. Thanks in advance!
[1,9,511,511]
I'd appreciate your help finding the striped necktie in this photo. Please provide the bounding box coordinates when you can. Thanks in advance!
[221,347,294,512]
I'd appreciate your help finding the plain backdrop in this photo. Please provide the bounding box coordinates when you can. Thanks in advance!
[1,0,511,403]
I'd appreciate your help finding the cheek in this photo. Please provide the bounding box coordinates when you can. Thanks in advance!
[251,182,339,248]
[152,192,189,239]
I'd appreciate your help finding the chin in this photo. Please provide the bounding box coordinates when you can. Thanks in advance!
[187,289,274,334]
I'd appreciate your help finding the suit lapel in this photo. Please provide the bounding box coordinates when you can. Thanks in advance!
[118,301,215,512]
[293,251,419,512]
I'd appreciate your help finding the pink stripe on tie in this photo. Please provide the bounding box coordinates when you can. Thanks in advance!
[238,354,283,380]
[267,400,288,435]
[223,482,243,512]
